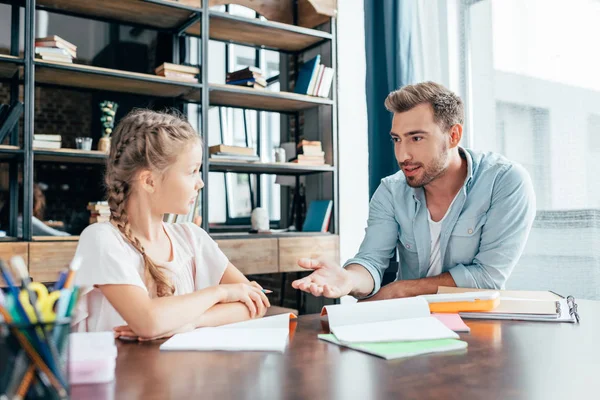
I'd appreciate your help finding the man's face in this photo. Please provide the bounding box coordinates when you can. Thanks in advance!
[390,103,451,188]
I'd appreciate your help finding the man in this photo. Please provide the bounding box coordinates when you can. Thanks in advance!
[292,82,536,300]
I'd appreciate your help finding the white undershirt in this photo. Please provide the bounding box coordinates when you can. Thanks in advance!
[426,194,459,277]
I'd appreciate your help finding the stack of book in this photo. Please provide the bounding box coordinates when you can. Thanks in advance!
[35,35,76,63]
[33,134,62,149]
[88,201,110,224]
[226,66,267,89]
[293,55,334,98]
[209,144,259,162]
[293,140,326,165]
[155,63,200,83]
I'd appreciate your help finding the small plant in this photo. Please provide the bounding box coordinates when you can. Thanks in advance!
[99,101,118,138]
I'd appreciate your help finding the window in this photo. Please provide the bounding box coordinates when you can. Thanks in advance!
[464,0,600,298]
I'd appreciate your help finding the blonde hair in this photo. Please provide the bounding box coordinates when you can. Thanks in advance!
[105,109,200,297]
[384,81,464,132]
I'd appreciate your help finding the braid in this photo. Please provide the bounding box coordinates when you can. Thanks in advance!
[104,108,200,298]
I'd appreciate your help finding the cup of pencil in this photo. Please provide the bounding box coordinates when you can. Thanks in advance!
[0,256,80,400]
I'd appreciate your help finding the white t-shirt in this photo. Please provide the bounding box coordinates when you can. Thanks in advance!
[72,222,229,332]
[426,195,459,277]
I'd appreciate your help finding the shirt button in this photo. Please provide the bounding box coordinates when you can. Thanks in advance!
[468,229,473,234]
[406,244,411,249]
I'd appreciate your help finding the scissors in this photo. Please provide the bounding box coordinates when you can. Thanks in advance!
[18,282,61,323]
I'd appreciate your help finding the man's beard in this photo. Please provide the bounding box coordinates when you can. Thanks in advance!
[401,148,449,188]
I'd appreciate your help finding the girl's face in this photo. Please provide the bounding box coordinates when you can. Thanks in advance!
[154,140,204,215]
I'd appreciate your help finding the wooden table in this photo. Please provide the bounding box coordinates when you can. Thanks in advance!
[72,300,600,400]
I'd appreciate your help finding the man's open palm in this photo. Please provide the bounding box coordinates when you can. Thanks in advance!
[291,258,354,298]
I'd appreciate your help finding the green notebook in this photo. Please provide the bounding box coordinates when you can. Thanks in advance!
[318,334,468,360]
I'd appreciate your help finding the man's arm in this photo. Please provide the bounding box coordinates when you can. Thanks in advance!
[363,272,456,301]
[342,181,400,298]
[448,164,536,289]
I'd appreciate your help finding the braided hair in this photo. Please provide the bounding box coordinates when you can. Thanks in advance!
[105,109,200,297]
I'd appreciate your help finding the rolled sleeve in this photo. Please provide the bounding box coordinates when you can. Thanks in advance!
[449,163,536,289]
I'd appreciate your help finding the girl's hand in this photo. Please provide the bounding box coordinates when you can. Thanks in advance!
[218,282,270,318]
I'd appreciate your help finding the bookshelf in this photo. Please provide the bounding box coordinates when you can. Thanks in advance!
[0,0,339,312]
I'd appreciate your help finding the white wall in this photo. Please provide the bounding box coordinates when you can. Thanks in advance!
[336,0,369,266]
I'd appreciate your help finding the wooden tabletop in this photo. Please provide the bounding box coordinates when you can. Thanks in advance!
[72,300,600,400]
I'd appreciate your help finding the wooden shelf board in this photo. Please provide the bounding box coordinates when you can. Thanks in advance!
[209,159,334,175]
[34,60,201,98]
[186,11,331,52]
[209,231,336,239]
[34,148,108,164]
[0,144,23,161]
[32,235,80,242]
[0,54,22,79]
[200,83,332,112]
[2,0,200,30]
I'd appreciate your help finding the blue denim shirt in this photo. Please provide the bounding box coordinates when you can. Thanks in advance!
[344,148,536,296]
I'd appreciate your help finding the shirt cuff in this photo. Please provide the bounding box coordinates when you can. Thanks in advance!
[342,258,382,300]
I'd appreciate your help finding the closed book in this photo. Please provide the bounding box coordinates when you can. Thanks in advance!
[318,67,334,98]
[38,55,73,63]
[209,144,255,156]
[210,154,260,162]
[155,62,200,75]
[226,77,267,87]
[226,66,262,79]
[298,147,324,156]
[33,140,61,149]
[311,64,325,96]
[33,134,61,142]
[34,42,76,58]
[302,200,332,232]
[35,47,71,57]
[294,55,321,95]
[36,35,77,51]
[157,71,198,82]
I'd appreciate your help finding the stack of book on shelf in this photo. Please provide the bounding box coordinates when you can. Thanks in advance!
[293,140,326,165]
[35,35,76,63]
[155,62,200,83]
[293,55,334,98]
[209,144,259,162]
[88,201,110,224]
[226,66,267,89]
[33,134,62,149]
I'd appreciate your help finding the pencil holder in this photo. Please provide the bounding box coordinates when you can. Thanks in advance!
[0,318,71,400]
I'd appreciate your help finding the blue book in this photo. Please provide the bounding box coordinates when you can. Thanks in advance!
[302,200,333,232]
[294,55,321,95]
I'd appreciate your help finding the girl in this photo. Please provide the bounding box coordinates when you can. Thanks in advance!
[72,109,269,340]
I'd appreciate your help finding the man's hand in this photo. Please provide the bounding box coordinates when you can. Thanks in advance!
[291,258,355,298]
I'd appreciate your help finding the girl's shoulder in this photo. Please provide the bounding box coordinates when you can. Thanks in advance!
[79,221,124,244]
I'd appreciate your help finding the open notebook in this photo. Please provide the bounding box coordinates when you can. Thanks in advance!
[160,313,297,353]
[437,287,580,323]
[320,297,459,343]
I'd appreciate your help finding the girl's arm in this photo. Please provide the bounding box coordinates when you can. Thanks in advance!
[100,277,268,339]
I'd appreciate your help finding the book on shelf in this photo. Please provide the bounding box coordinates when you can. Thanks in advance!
[33,134,61,142]
[302,200,332,232]
[210,153,260,162]
[35,35,77,59]
[155,62,200,75]
[33,139,61,149]
[88,201,110,224]
[293,56,334,98]
[226,66,266,89]
[209,144,256,156]
[157,71,199,83]
[226,77,267,89]
[226,66,262,80]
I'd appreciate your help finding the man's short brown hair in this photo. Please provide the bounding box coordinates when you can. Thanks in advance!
[384,81,464,132]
